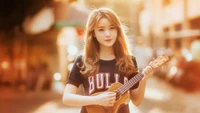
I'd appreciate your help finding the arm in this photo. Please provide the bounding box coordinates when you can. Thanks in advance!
[62,84,116,106]
[129,66,153,106]
[129,79,147,106]
[62,84,97,106]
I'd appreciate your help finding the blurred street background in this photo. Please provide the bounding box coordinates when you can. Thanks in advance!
[0,0,200,113]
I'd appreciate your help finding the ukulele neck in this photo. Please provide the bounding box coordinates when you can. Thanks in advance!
[116,72,144,95]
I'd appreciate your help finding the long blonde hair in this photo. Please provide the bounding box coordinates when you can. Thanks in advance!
[79,7,137,77]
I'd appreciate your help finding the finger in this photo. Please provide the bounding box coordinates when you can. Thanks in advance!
[146,66,153,74]
[107,103,113,107]
[105,101,114,106]
[143,66,153,74]
[108,92,116,95]
[107,91,115,94]
[142,69,147,76]
[110,93,116,97]
[142,70,149,78]
[108,97,116,102]
[108,101,115,106]
[109,101,115,106]
[108,92,116,97]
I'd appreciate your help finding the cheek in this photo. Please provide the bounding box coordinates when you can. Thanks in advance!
[112,31,118,39]
[95,32,104,40]
[95,37,101,43]
[94,30,101,37]
[95,35,103,43]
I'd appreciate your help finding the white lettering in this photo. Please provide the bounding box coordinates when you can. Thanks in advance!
[114,73,120,83]
[96,73,104,89]
[105,73,111,88]
[88,76,95,94]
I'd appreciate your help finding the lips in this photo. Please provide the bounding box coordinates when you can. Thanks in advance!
[105,39,112,42]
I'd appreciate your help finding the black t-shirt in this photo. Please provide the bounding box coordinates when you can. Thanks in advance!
[67,55,140,113]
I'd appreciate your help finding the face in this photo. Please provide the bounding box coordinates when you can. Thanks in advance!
[94,18,117,48]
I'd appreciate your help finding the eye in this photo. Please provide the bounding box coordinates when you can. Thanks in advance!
[98,29,104,31]
[110,26,116,30]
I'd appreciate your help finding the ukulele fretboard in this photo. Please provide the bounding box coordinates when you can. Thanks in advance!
[117,72,144,95]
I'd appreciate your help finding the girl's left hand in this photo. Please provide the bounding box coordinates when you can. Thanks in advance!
[142,65,154,81]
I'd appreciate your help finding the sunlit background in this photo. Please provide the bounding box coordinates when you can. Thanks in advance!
[0,0,200,113]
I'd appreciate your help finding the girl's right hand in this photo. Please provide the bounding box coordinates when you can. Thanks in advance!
[94,92,116,106]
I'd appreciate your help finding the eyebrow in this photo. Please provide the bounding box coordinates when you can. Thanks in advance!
[97,25,115,28]
[97,26,104,28]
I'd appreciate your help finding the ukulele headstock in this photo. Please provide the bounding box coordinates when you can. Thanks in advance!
[149,54,169,69]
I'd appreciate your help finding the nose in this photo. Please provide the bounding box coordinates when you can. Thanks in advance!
[105,30,110,37]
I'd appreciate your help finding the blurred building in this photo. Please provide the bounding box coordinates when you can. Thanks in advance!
[1,0,200,92]
[0,0,86,90]
[139,0,200,91]
[139,0,200,52]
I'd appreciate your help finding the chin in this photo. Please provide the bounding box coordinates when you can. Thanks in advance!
[106,42,115,47]
[105,44,114,47]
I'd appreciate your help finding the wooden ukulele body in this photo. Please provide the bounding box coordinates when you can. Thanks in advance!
[86,82,130,113]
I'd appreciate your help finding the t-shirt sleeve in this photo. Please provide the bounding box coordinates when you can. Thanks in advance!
[66,55,84,88]
[129,56,140,90]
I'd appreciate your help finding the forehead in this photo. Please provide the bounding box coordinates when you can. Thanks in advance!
[96,17,113,27]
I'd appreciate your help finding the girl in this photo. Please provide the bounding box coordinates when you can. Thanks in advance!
[62,7,153,113]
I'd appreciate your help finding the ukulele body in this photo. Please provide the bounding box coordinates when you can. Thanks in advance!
[86,82,130,113]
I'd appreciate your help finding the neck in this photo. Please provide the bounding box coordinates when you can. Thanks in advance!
[99,46,115,60]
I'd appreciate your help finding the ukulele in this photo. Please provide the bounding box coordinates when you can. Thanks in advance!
[86,54,169,113]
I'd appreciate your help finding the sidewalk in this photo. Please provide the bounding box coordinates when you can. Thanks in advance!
[1,76,200,113]
[0,86,81,113]
[134,76,200,113]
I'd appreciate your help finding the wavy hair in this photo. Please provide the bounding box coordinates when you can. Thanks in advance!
[79,7,137,77]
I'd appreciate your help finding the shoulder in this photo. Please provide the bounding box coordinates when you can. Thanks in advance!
[74,54,85,67]
[131,55,136,60]
[130,55,138,67]
[76,55,82,61]
[75,54,84,62]
[127,55,136,61]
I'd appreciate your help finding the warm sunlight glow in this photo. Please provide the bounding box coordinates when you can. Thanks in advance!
[33,101,81,113]
[145,87,172,101]
[181,49,193,61]
[1,61,9,69]
[148,108,165,113]
[129,102,142,113]
[57,27,78,46]
[169,66,178,77]
[23,7,54,35]
[67,54,75,62]
[68,63,74,71]
[33,101,58,113]
[185,53,193,61]
[67,45,78,55]
[54,73,61,81]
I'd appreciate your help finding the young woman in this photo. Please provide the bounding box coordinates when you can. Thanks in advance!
[62,7,153,113]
